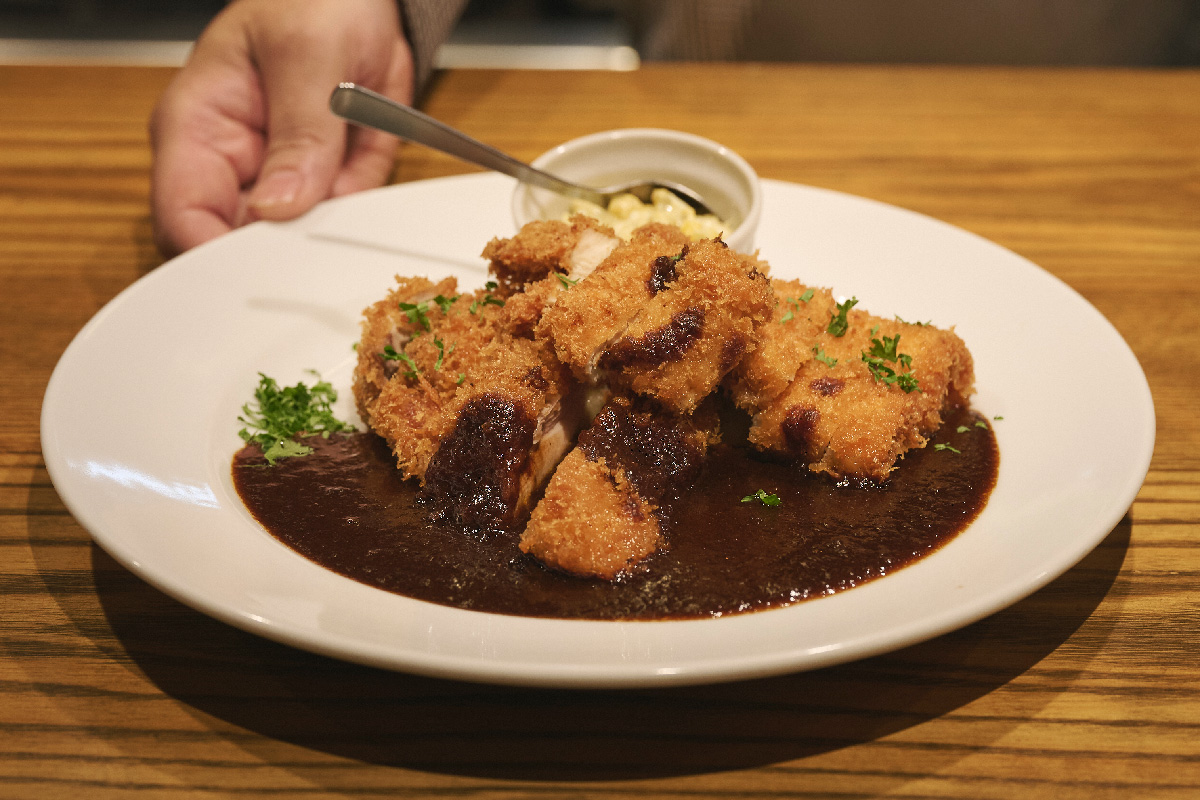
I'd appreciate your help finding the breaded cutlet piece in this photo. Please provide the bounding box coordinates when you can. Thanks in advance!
[362,260,588,497]
[482,215,620,291]
[537,223,692,378]
[361,281,522,480]
[747,310,974,483]
[725,280,838,411]
[352,275,456,420]
[519,451,659,580]
[596,238,774,413]
[420,335,583,533]
[520,396,718,579]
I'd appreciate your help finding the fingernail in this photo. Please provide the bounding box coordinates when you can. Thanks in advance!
[249,169,302,213]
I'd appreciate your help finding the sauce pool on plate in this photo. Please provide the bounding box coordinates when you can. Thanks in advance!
[232,406,998,620]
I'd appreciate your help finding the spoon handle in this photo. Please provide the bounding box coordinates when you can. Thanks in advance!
[330,83,604,205]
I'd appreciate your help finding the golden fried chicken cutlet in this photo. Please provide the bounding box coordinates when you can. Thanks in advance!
[746,310,974,483]
[520,396,719,579]
[353,216,979,582]
[352,275,458,419]
[537,223,692,377]
[482,215,620,291]
[596,238,774,413]
[358,222,623,532]
[725,280,838,410]
[419,336,584,533]
[355,280,514,479]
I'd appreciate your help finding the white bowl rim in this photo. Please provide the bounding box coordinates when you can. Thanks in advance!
[512,127,762,251]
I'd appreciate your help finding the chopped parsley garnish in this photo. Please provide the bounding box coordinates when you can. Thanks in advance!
[398,300,432,332]
[780,299,797,324]
[469,291,505,314]
[827,297,858,337]
[934,443,961,453]
[780,291,814,325]
[861,334,920,393]
[555,273,579,289]
[976,420,988,428]
[398,294,459,331]
[432,336,454,370]
[382,344,421,380]
[432,294,459,315]
[956,425,970,433]
[741,489,782,507]
[456,373,467,385]
[237,372,353,465]
[994,415,1004,421]
[812,345,838,367]
[895,315,932,326]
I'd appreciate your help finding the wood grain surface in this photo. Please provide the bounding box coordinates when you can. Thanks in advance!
[2,63,1198,799]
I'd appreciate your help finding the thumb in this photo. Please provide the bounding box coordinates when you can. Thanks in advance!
[246,43,348,221]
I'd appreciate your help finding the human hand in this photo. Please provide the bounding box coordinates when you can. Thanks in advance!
[149,0,414,257]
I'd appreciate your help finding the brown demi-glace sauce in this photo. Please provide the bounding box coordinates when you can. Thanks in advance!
[233,406,997,620]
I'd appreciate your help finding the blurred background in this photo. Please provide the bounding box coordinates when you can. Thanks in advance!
[1,0,1197,67]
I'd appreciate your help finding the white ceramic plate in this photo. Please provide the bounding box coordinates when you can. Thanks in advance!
[41,174,1154,689]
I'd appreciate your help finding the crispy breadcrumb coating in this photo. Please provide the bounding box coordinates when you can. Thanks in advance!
[419,333,581,532]
[725,280,837,410]
[520,396,718,578]
[520,451,661,580]
[597,238,773,413]
[352,275,456,420]
[747,312,974,483]
[482,215,619,291]
[537,223,692,378]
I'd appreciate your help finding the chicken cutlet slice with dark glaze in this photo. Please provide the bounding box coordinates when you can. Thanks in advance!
[419,335,585,533]
[537,223,692,378]
[748,310,974,483]
[357,280,515,480]
[596,238,774,413]
[519,396,719,579]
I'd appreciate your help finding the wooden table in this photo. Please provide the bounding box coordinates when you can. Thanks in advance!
[3,63,1198,798]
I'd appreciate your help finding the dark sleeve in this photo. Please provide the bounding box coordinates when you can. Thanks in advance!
[395,0,472,93]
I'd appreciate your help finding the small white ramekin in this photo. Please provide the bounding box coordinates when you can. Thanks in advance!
[512,128,762,254]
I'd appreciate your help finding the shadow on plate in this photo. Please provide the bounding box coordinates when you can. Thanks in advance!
[70,516,1130,782]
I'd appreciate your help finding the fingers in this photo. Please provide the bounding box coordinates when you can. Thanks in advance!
[331,40,413,197]
[245,0,415,219]
[331,122,396,198]
[148,0,416,255]
[149,50,266,257]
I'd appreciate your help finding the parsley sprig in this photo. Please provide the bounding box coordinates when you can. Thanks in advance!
[382,344,421,380]
[861,334,920,393]
[470,281,506,314]
[398,294,460,332]
[827,297,858,337]
[812,345,838,367]
[238,372,353,465]
[398,300,431,332]
[741,489,782,507]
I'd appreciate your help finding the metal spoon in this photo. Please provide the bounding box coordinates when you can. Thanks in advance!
[329,83,714,215]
